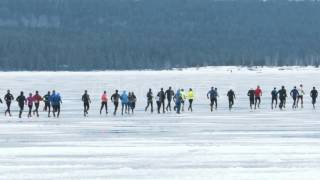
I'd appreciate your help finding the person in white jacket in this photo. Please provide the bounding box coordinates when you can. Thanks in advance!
[297,84,305,108]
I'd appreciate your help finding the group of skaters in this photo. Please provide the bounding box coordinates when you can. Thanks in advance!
[246,84,318,110]
[83,90,138,116]
[0,85,318,118]
[145,87,195,114]
[83,87,195,117]
[248,84,318,110]
[206,85,318,111]
[0,90,62,118]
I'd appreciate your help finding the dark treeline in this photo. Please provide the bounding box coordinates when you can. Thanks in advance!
[1,0,320,70]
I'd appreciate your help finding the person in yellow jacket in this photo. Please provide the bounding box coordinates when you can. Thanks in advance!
[180,89,187,112]
[187,88,195,112]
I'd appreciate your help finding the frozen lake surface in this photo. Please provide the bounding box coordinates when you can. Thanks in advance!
[0,67,320,180]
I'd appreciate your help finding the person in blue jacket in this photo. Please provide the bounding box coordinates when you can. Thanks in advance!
[207,87,218,111]
[174,89,182,114]
[290,86,299,109]
[50,90,62,118]
[120,91,129,115]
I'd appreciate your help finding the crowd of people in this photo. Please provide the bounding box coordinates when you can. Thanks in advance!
[0,85,318,118]
[246,84,318,110]
[1,90,62,118]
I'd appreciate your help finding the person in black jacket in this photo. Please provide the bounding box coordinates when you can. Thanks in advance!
[247,88,255,109]
[16,91,26,118]
[278,86,287,110]
[4,90,14,116]
[43,91,51,117]
[165,87,174,112]
[158,88,166,113]
[145,88,153,113]
[111,90,120,115]
[227,89,236,110]
[310,87,318,109]
[82,90,91,117]
[128,92,137,114]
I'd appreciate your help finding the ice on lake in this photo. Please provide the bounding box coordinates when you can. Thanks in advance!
[0,67,319,180]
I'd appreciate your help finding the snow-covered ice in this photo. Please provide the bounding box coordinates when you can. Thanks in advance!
[0,67,320,180]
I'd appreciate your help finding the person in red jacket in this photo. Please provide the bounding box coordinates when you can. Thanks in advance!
[32,91,42,117]
[100,91,108,115]
[254,85,262,109]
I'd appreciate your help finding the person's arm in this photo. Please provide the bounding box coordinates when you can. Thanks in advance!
[89,95,91,103]
[207,91,210,99]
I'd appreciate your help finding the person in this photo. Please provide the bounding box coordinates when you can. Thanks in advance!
[100,91,108,115]
[187,88,194,112]
[156,93,161,114]
[27,93,34,118]
[254,86,262,109]
[82,90,91,117]
[4,90,14,116]
[271,88,278,109]
[165,87,175,112]
[16,91,26,118]
[120,91,129,115]
[51,91,62,118]
[207,87,218,111]
[157,88,166,113]
[128,92,137,114]
[180,89,187,112]
[290,86,299,109]
[247,88,255,109]
[174,89,182,114]
[32,91,42,117]
[43,91,51,117]
[227,89,236,110]
[145,88,153,113]
[278,86,287,110]
[111,90,120,115]
[310,87,318,109]
[214,87,219,107]
[297,84,305,108]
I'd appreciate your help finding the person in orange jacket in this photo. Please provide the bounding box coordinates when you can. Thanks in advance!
[100,91,108,115]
